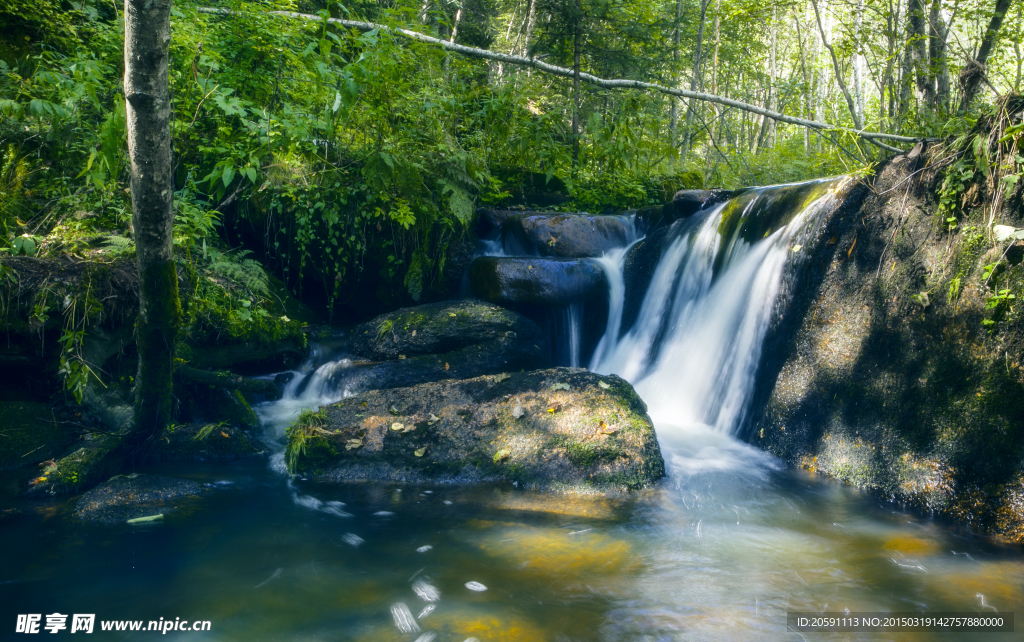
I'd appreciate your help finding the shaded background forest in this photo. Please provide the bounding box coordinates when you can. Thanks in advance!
[1,0,1021,322]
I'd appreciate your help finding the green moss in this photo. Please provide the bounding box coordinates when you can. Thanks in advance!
[48,433,126,494]
[135,259,182,434]
[550,436,623,468]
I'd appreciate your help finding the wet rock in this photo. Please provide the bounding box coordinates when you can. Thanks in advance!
[469,257,607,307]
[73,474,207,524]
[750,150,1024,542]
[339,332,547,393]
[500,213,636,258]
[621,226,672,333]
[286,367,665,492]
[671,188,738,219]
[476,208,528,236]
[156,423,265,461]
[349,299,542,361]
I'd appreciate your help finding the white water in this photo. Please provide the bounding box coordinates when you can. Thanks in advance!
[592,181,843,435]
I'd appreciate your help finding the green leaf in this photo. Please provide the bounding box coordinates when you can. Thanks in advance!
[222,164,235,188]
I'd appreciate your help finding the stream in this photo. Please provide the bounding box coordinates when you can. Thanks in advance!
[2,180,1022,640]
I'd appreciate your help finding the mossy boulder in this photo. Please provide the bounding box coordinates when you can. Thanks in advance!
[469,256,607,307]
[26,432,128,496]
[285,367,664,492]
[348,299,542,360]
[72,474,207,524]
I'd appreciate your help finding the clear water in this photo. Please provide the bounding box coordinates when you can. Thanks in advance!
[2,446,1022,640]
[2,182,1022,639]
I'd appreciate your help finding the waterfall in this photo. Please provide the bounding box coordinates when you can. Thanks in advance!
[592,179,847,435]
[555,302,583,367]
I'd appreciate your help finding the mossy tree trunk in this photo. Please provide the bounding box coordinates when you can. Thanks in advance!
[124,0,180,446]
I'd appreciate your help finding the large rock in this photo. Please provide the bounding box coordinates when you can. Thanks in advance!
[73,474,207,524]
[469,256,607,306]
[500,213,636,257]
[348,299,541,360]
[750,148,1024,542]
[286,368,665,492]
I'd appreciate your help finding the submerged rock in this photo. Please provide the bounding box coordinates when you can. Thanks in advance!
[500,213,635,258]
[73,474,207,524]
[285,368,665,492]
[349,299,541,360]
[469,256,607,307]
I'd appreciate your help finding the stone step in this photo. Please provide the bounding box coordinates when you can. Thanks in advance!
[478,209,637,258]
[469,256,607,306]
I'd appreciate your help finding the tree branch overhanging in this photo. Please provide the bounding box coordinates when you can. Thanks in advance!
[198,7,932,153]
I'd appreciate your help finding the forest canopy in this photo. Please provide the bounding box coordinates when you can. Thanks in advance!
[1,0,1020,319]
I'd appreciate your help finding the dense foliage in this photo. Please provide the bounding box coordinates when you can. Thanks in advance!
[0,0,1020,320]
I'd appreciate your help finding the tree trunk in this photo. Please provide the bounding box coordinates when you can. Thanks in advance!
[812,0,864,130]
[853,0,866,125]
[669,0,682,148]
[958,0,1014,114]
[571,0,582,166]
[124,0,180,446]
[928,0,950,111]
[682,0,710,159]
[908,0,930,104]
[449,6,462,43]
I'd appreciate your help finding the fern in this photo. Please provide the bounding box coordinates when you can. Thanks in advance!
[207,248,270,296]
[100,234,135,257]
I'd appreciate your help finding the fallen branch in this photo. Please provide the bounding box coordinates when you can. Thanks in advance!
[197,7,930,153]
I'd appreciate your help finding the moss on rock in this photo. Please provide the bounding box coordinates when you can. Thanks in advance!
[752,145,1024,542]
[285,368,664,493]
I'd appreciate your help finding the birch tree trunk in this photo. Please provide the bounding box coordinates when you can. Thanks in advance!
[571,0,582,166]
[853,0,866,125]
[812,0,864,130]
[958,0,1014,114]
[669,0,682,148]
[682,0,710,159]
[124,0,180,444]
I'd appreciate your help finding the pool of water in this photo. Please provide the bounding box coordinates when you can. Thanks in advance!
[2,422,1021,641]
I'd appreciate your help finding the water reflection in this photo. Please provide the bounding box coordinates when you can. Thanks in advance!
[1,435,1021,641]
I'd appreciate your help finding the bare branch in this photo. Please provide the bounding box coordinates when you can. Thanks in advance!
[198,7,933,151]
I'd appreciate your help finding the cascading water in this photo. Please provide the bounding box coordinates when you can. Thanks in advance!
[7,176,1021,642]
[254,340,367,472]
[592,178,849,435]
